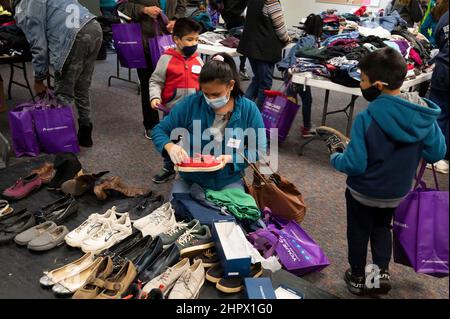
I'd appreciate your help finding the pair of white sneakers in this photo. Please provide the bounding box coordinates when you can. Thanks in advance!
[140,258,205,299]
[65,206,132,255]
[133,202,176,238]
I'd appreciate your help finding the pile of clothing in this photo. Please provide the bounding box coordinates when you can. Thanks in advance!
[0,24,31,59]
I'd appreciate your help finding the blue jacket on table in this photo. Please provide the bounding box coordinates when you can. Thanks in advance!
[331,94,446,199]
[152,93,267,191]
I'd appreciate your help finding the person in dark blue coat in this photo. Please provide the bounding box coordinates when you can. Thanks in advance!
[329,47,446,296]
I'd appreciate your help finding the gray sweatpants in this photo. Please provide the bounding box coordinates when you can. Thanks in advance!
[55,20,103,127]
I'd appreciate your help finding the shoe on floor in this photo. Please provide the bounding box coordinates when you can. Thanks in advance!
[194,247,220,268]
[1,173,42,201]
[31,162,55,184]
[112,235,154,267]
[366,268,391,295]
[300,126,316,138]
[427,160,449,174]
[344,268,366,296]
[215,263,263,294]
[28,225,69,252]
[144,129,152,140]
[96,260,137,299]
[100,230,143,259]
[93,176,150,201]
[152,168,176,184]
[42,195,79,224]
[65,206,118,248]
[168,259,205,299]
[61,171,110,197]
[134,202,176,236]
[176,225,215,258]
[134,236,164,274]
[160,219,201,248]
[72,256,114,299]
[126,194,165,221]
[0,200,13,218]
[47,153,83,191]
[0,212,36,245]
[14,221,57,246]
[137,243,180,284]
[205,264,224,284]
[78,121,93,148]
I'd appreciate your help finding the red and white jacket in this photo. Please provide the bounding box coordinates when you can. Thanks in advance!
[149,48,204,109]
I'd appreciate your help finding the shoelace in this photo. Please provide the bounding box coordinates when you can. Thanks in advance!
[203,248,215,259]
[164,222,188,236]
[177,230,195,247]
[91,222,113,240]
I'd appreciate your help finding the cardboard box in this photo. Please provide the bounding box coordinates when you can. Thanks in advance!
[244,278,277,299]
[212,221,251,278]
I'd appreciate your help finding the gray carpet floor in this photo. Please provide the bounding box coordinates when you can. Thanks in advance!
[0,51,448,299]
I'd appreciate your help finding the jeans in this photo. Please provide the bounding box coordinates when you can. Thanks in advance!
[430,88,449,160]
[170,179,245,200]
[55,20,103,127]
[245,58,275,109]
[286,83,313,129]
[345,189,395,277]
[137,68,160,130]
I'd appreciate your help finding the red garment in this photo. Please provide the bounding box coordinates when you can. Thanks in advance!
[354,6,367,17]
[408,48,423,66]
[329,39,360,47]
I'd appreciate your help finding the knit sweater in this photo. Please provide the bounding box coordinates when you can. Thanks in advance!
[263,0,289,43]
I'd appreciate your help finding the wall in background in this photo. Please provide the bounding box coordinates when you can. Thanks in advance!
[281,0,392,26]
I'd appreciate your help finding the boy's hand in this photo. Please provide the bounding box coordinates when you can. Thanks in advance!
[326,135,346,155]
[34,80,47,97]
[143,6,162,19]
[151,98,162,110]
[166,20,176,33]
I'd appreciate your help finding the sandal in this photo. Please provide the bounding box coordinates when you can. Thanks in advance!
[0,200,13,218]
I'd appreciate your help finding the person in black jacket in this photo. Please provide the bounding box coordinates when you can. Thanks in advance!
[117,0,187,140]
[237,0,290,109]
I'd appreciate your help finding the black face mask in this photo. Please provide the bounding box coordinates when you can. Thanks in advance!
[182,44,198,57]
[361,85,382,102]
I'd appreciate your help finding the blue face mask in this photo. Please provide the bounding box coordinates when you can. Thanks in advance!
[204,94,230,110]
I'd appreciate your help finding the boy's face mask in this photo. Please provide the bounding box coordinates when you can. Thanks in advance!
[361,85,382,102]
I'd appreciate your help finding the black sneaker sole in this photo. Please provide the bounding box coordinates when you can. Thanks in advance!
[366,283,391,295]
[151,173,176,184]
[344,274,365,296]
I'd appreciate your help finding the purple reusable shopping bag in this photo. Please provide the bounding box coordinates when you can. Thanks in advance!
[32,93,80,154]
[8,102,41,157]
[248,208,330,276]
[148,13,176,68]
[112,23,147,69]
[393,162,449,277]
[261,90,300,142]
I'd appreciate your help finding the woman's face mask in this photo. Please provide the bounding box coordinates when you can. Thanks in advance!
[202,80,235,110]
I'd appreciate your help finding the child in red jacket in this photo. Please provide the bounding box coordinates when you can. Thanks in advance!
[150,18,204,184]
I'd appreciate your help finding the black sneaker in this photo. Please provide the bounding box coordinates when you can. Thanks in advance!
[368,269,391,295]
[239,69,251,81]
[216,263,263,294]
[205,264,224,284]
[194,247,220,268]
[344,269,366,296]
[152,168,176,184]
[144,129,152,140]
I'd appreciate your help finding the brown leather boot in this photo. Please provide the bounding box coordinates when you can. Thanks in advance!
[31,162,56,184]
[61,171,110,197]
[94,176,150,201]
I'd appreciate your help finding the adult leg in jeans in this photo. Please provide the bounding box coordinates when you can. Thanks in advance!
[245,58,260,101]
[298,85,313,129]
[370,207,394,271]
[137,67,160,135]
[346,189,373,277]
[255,60,275,109]
[430,88,449,159]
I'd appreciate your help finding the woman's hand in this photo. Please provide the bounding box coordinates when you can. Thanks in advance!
[216,155,233,166]
[166,143,189,165]
[143,6,162,19]
[166,20,176,33]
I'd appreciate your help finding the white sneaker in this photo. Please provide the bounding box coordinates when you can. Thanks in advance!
[133,202,173,230]
[140,258,190,298]
[168,259,205,299]
[81,213,132,255]
[429,160,449,174]
[65,207,118,248]
[138,204,176,238]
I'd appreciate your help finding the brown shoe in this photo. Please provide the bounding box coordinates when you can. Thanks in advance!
[31,162,56,184]
[96,260,137,299]
[72,256,114,299]
[94,176,150,201]
[61,171,110,197]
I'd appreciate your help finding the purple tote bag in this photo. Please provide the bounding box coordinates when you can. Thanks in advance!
[8,102,41,157]
[148,13,176,68]
[112,23,147,69]
[393,162,449,277]
[261,91,300,142]
[248,208,330,276]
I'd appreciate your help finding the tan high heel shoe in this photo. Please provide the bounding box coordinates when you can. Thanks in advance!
[72,257,114,299]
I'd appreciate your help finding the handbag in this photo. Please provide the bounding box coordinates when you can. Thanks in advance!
[248,208,329,276]
[148,13,176,69]
[32,91,80,154]
[242,153,307,224]
[393,161,449,277]
[8,101,41,157]
[112,22,147,68]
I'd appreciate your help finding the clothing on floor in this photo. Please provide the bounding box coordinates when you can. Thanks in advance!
[54,20,103,127]
[205,187,261,221]
[346,189,395,277]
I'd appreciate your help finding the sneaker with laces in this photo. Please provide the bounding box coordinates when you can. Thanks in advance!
[160,219,201,248]
[194,247,220,268]
[168,259,205,299]
[152,168,176,184]
[144,129,152,140]
[239,69,251,81]
[344,268,365,296]
[133,202,173,231]
[175,225,215,258]
[300,126,315,138]
[81,213,132,255]
[368,268,391,295]
[140,205,176,238]
[65,207,118,248]
[140,258,190,298]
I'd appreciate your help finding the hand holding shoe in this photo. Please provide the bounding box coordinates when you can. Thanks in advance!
[326,135,346,155]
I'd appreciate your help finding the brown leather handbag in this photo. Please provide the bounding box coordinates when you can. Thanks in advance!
[241,153,307,224]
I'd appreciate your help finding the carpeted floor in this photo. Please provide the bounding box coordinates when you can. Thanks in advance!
[0,51,448,299]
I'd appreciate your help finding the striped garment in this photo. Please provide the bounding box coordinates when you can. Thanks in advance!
[263,0,289,43]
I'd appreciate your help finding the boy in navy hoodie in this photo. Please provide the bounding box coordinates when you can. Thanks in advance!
[328,48,446,296]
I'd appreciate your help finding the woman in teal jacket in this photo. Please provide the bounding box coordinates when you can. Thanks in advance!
[420,0,448,46]
[152,53,267,193]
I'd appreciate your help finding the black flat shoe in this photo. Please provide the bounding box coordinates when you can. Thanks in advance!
[100,230,143,259]
[134,236,164,275]
[128,194,165,221]
[0,208,28,225]
[112,235,154,267]
[43,196,78,224]
[113,192,154,214]
[0,212,36,245]
[137,242,179,284]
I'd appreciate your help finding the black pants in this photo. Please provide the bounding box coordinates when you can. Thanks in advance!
[345,189,395,277]
[137,67,160,130]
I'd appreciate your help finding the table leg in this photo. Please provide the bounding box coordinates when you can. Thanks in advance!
[297,135,321,156]
[7,63,14,100]
[345,95,358,136]
[321,90,330,126]
[108,55,140,94]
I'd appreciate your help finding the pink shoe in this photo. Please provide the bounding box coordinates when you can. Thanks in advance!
[2,173,42,201]
[300,127,314,138]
